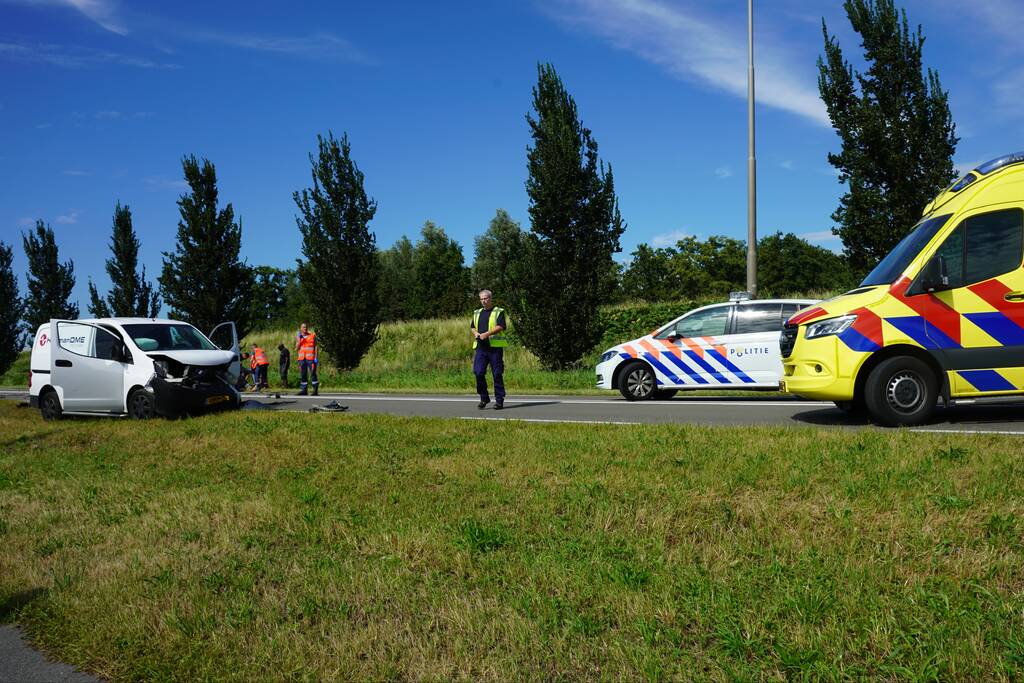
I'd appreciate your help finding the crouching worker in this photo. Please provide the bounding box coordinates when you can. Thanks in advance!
[251,343,270,390]
[296,322,319,396]
[471,289,508,409]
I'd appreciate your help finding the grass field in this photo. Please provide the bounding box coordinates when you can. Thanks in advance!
[2,402,1023,680]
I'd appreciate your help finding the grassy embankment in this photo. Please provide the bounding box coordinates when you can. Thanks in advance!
[1,402,1023,680]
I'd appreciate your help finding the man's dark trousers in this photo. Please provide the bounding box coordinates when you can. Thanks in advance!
[474,347,505,404]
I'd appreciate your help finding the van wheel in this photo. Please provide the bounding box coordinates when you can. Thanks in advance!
[864,356,937,427]
[653,389,678,400]
[128,389,156,420]
[619,361,656,401]
[39,390,62,421]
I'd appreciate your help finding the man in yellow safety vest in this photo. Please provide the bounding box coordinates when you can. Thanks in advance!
[471,289,508,409]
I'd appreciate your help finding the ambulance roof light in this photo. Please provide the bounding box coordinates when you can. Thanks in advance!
[976,151,1024,176]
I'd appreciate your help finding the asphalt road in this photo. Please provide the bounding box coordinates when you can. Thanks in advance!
[4,389,1022,434]
[0,625,100,683]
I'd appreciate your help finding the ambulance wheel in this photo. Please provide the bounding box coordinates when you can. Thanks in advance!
[864,356,937,427]
[619,361,656,401]
[653,389,678,400]
[128,388,156,420]
[39,390,63,421]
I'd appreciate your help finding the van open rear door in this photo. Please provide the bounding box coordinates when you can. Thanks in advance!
[50,319,125,413]
[208,321,240,383]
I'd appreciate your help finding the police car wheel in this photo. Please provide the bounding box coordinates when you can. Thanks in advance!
[40,390,62,421]
[128,389,156,420]
[864,356,937,427]
[619,361,656,401]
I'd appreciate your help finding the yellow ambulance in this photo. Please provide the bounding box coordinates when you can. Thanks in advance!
[781,151,1024,426]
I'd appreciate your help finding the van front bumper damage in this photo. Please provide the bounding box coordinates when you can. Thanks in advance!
[149,377,240,416]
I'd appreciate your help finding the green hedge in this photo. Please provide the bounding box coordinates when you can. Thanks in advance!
[596,300,707,347]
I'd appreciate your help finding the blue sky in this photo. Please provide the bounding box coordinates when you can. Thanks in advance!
[1,0,1023,311]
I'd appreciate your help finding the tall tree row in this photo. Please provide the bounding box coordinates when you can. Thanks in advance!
[295,133,380,371]
[819,0,958,276]
[22,221,78,334]
[517,63,624,369]
[88,202,160,318]
[159,156,255,336]
[0,242,25,375]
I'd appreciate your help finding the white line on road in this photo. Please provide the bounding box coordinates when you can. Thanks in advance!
[910,428,1024,436]
[240,393,830,407]
[459,416,642,426]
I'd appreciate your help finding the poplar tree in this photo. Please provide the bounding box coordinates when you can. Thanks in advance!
[412,222,470,319]
[518,63,624,369]
[0,241,25,375]
[88,202,160,318]
[22,221,78,334]
[159,156,254,335]
[819,0,958,275]
[471,209,525,300]
[295,132,380,370]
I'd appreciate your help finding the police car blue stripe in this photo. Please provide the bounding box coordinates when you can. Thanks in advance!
[661,351,710,385]
[682,350,730,384]
[704,349,755,384]
[958,369,1016,392]
[642,352,684,386]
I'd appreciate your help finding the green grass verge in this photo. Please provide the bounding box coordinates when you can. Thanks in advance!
[1,402,1022,680]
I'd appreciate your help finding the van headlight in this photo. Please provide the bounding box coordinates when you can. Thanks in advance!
[804,315,857,340]
[600,349,618,363]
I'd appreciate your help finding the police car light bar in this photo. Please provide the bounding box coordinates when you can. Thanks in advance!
[730,291,752,302]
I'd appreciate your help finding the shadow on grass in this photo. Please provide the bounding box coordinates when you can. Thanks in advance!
[0,588,48,623]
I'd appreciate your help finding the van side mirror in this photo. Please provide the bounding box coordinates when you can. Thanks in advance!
[917,254,949,293]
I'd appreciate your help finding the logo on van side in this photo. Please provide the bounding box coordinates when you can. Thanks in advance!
[39,333,48,347]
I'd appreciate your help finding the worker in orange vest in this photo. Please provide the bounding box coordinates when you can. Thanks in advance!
[251,343,270,390]
[295,322,319,396]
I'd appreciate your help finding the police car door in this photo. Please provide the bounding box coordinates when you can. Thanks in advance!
[50,320,126,412]
[208,322,240,383]
[721,303,787,385]
[657,305,733,387]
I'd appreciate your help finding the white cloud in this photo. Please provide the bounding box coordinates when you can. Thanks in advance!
[780,160,795,171]
[798,229,840,242]
[63,169,89,176]
[144,176,187,191]
[34,122,52,129]
[650,229,692,248]
[184,30,373,64]
[56,210,80,224]
[1,0,128,34]
[542,0,829,126]
[94,110,121,119]
[17,217,35,227]
[0,41,178,69]
[714,166,733,179]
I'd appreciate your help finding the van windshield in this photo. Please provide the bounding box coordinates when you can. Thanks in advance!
[859,214,952,287]
[122,323,217,352]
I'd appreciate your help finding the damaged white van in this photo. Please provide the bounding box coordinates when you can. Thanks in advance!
[28,318,241,420]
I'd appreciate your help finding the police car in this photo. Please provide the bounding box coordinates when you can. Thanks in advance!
[596,295,818,400]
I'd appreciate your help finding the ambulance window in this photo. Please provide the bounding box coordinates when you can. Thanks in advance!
[933,225,965,289]
[963,209,1024,284]
[734,304,783,334]
[666,307,730,338]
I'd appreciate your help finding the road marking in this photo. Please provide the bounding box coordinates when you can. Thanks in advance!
[459,416,642,426]
[240,393,829,407]
[911,428,1024,436]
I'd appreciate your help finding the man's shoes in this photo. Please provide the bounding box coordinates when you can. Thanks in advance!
[312,387,319,396]
[477,400,490,410]
[494,402,504,410]
[298,390,308,396]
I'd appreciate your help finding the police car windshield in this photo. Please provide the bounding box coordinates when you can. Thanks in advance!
[122,323,217,352]
[859,214,952,287]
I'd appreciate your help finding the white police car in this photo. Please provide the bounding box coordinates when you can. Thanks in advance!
[596,296,818,400]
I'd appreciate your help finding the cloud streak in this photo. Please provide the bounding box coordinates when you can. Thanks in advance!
[1,0,128,34]
[183,30,374,64]
[543,0,829,127]
[650,229,692,248]
[0,41,178,69]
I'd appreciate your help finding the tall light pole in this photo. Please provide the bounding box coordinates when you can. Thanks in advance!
[746,0,758,296]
